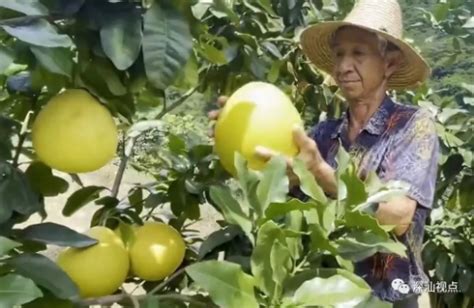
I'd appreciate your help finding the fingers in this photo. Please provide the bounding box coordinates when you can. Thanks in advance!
[207,109,220,120]
[208,96,229,137]
[292,124,316,153]
[217,95,229,106]
[254,145,278,161]
[254,146,294,166]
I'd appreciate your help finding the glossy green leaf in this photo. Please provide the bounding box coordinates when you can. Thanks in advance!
[2,19,73,47]
[0,162,43,224]
[100,12,142,70]
[16,222,97,248]
[209,185,253,240]
[143,2,193,89]
[25,162,69,197]
[257,156,289,215]
[0,236,20,255]
[62,186,106,217]
[289,274,371,307]
[265,199,315,219]
[186,260,258,308]
[0,0,48,15]
[30,47,73,77]
[198,225,242,259]
[251,221,291,299]
[0,46,14,74]
[7,253,80,300]
[340,164,367,207]
[0,274,43,307]
[292,158,327,203]
[335,230,407,262]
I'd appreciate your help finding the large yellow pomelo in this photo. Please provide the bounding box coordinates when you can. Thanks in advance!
[32,89,118,173]
[57,226,129,298]
[214,82,303,175]
[129,222,185,281]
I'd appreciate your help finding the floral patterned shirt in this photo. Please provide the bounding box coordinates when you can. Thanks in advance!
[309,95,440,302]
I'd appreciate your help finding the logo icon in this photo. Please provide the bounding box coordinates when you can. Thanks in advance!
[391,278,410,294]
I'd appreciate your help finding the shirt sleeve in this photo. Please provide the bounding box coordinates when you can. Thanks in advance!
[382,108,440,209]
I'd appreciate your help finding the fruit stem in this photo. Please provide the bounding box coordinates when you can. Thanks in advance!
[148,266,187,295]
[111,134,132,198]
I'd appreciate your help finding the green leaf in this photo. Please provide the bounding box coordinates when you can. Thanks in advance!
[16,222,98,248]
[462,16,474,28]
[2,19,73,47]
[30,47,73,77]
[433,3,449,21]
[23,292,73,308]
[62,186,106,217]
[25,162,69,197]
[283,268,370,297]
[353,294,392,308]
[0,46,14,74]
[0,0,48,15]
[335,230,407,262]
[292,158,327,204]
[0,162,43,224]
[265,199,315,219]
[7,253,80,300]
[174,53,199,89]
[234,153,260,216]
[290,274,371,307]
[209,185,253,241]
[435,253,457,282]
[0,236,21,255]
[186,261,258,308]
[0,274,43,307]
[309,223,337,254]
[210,0,240,24]
[143,2,193,89]
[335,144,350,201]
[0,117,17,161]
[198,225,242,259]
[100,12,142,70]
[344,210,389,238]
[341,164,367,207]
[251,221,291,299]
[199,43,229,65]
[256,156,289,215]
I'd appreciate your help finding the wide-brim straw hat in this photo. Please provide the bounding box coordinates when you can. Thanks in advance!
[300,0,431,90]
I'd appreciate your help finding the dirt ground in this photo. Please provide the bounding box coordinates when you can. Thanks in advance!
[19,160,430,307]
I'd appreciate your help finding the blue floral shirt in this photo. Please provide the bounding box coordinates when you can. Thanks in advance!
[309,95,440,302]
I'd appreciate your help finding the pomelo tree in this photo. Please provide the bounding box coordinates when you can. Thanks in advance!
[0,0,472,307]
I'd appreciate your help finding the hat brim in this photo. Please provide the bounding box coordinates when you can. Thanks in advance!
[300,21,431,91]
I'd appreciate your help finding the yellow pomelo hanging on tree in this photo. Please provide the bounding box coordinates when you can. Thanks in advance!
[129,222,186,281]
[32,89,118,173]
[214,82,303,175]
[57,226,129,298]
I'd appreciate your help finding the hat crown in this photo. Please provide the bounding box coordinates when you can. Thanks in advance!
[344,0,403,38]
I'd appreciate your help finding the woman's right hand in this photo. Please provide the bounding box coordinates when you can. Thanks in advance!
[207,95,228,137]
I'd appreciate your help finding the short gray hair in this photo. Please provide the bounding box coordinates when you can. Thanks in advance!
[330,26,400,57]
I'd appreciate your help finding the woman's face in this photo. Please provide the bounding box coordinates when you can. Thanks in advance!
[331,27,393,101]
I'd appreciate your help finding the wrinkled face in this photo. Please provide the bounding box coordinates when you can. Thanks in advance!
[331,26,391,101]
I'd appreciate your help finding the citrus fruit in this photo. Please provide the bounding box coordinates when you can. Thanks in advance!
[57,226,129,298]
[214,81,303,175]
[32,89,118,173]
[129,222,185,281]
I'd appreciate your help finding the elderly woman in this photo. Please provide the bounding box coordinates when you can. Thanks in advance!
[209,0,439,307]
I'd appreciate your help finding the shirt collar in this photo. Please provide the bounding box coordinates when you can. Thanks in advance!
[330,95,396,139]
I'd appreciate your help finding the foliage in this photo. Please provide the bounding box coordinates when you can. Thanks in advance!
[0,0,471,307]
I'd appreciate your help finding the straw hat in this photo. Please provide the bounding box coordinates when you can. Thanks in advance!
[300,0,431,90]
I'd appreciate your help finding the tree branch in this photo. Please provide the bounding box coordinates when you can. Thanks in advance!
[157,86,199,119]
